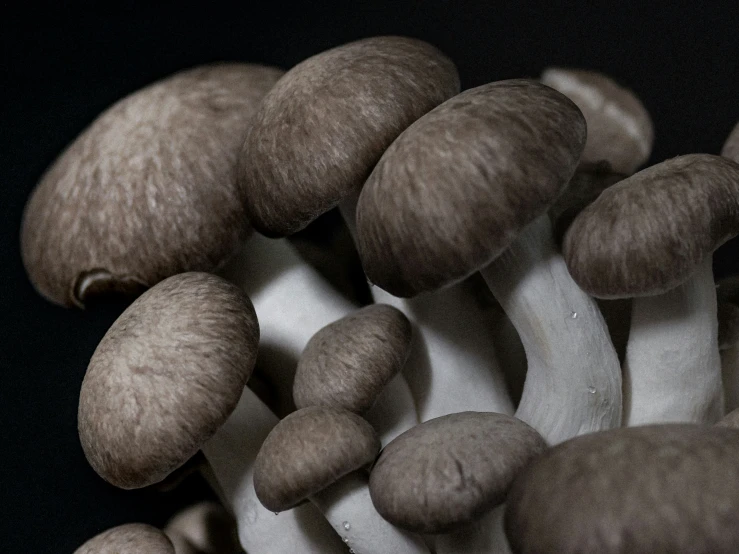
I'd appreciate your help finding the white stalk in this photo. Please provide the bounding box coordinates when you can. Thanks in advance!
[311,471,430,554]
[434,506,511,554]
[202,388,345,554]
[480,214,622,444]
[623,259,724,425]
[340,198,514,421]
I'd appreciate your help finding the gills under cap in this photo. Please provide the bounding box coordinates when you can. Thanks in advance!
[74,523,174,554]
[239,36,460,237]
[356,79,586,297]
[78,273,259,489]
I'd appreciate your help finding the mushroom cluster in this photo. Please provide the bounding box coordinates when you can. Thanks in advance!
[20,37,739,554]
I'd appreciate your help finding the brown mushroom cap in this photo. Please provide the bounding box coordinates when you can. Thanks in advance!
[718,408,739,429]
[78,272,259,489]
[239,36,460,237]
[356,79,586,297]
[722,122,739,163]
[253,406,380,512]
[293,304,412,413]
[369,412,546,534]
[541,67,654,174]
[74,523,174,554]
[564,154,739,298]
[21,63,283,308]
[505,424,739,553]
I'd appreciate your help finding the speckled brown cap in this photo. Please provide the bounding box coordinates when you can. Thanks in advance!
[239,36,460,237]
[722,122,739,163]
[505,424,739,553]
[253,406,380,512]
[564,154,739,298]
[356,79,586,297]
[541,67,654,174]
[74,523,174,554]
[293,304,412,413]
[21,63,283,308]
[718,408,739,429]
[78,272,259,489]
[369,412,546,534]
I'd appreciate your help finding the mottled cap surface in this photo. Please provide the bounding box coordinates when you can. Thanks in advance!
[722,122,739,163]
[506,424,739,553]
[294,304,412,413]
[253,406,380,512]
[356,79,586,297]
[718,408,739,429]
[21,63,283,308]
[564,154,739,298]
[369,412,546,534]
[74,523,174,554]
[78,273,259,489]
[239,36,460,237]
[541,67,654,174]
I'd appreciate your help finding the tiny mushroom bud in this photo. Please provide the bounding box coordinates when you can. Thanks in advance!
[74,523,174,554]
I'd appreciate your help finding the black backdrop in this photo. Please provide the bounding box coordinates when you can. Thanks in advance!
[3,2,739,552]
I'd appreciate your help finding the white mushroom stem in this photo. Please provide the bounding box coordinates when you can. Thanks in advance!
[623,259,724,425]
[311,471,430,554]
[222,233,418,445]
[340,198,514,420]
[480,214,622,444]
[434,506,511,554]
[202,388,346,554]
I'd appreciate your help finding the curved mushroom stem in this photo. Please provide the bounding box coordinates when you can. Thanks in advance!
[202,388,346,553]
[340,198,514,420]
[221,233,418,445]
[311,471,430,554]
[623,259,724,425]
[433,506,511,554]
[480,214,622,444]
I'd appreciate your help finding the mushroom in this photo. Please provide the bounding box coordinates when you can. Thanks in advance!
[505,424,739,553]
[239,35,513,422]
[564,154,739,424]
[163,502,242,554]
[74,523,174,554]
[20,63,283,308]
[254,406,429,554]
[356,79,622,445]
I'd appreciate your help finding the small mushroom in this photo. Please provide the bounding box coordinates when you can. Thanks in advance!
[505,424,739,553]
[74,523,174,554]
[163,502,242,554]
[253,406,429,554]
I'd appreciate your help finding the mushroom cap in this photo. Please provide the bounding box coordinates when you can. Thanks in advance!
[505,424,739,554]
[722,122,739,163]
[718,408,739,429]
[293,304,412,413]
[74,523,174,554]
[21,63,283,308]
[564,154,739,298]
[356,79,586,297]
[541,67,654,174]
[253,406,380,512]
[78,272,259,489]
[369,412,547,534]
[239,36,460,237]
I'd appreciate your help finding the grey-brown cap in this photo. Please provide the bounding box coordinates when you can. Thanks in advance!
[722,122,739,163]
[718,408,739,429]
[356,79,586,297]
[21,63,283,308]
[253,406,380,512]
[369,412,546,534]
[293,304,412,413]
[564,154,739,298]
[74,523,174,554]
[78,272,259,489]
[505,424,739,553]
[239,36,460,237]
[541,67,654,174]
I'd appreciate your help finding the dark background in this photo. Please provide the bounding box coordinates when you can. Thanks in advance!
[3,2,739,552]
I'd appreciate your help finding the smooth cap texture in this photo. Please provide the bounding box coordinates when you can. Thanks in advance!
[505,424,739,554]
[541,67,654,174]
[564,154,739,298]
[356,79,586,297]
[74,523,174,554]
[21,63,283,308]
[253,406,380,512]
[369,412,547,533]
[78,272,259,489]
[239,36,460,237]
[293,304,412,413]
[722,122,739,163]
